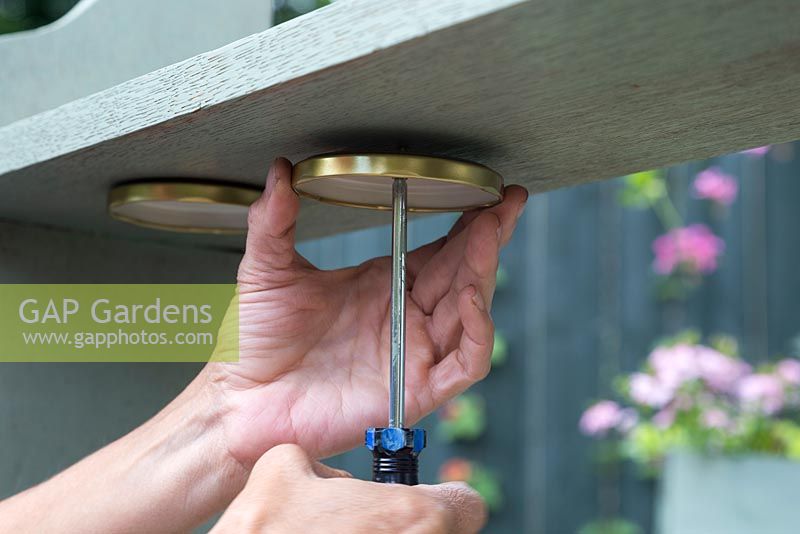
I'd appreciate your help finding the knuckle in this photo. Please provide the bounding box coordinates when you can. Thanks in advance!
[394,489,425,513]
[417,500,450,533]
[253,443,307,477]
[388,488,436,522]
[269,442,308,463]
[474,211,501,232]
[246,200,264,228]
[486,318,495,338]
[478,359,492,380]
[429,507,451,532]
[470,357,491,381]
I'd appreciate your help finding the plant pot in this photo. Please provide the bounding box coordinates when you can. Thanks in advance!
[656,452,800,534]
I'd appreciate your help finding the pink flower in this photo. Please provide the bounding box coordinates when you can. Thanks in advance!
[629,372,673,407]
[648,343,749,394]
[652,407,676,429]
[652,224,725,275]
[696,346,750,393]
[649,344,700,390]
[776,359,800,385]
[579,400,622,437]
[692,167,738,206]
[738,374,784,414]
[740,145,770,157]
[702,408,730,429]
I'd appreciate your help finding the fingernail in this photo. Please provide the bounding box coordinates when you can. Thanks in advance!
[471,288,485,311]
[517,202,526,221]
[496,224,502,240]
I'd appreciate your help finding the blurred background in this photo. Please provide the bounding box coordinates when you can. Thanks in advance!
[2,2,799,533]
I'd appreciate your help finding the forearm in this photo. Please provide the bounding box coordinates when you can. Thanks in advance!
[0,369,248,533]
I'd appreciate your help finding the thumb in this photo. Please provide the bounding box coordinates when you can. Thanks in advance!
[243,157,300,271]
[416,482,488,534]
[310,461,353,480]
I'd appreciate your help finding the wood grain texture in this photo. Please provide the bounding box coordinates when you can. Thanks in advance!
[0,0,272,127]
[0,0,799,249]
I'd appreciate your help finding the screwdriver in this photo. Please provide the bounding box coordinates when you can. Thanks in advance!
[291,153,503,484]
[365,178,426,485]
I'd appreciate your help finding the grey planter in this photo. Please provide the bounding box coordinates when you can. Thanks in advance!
[657,452,800,534]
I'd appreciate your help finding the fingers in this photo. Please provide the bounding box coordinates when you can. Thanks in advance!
[410,186,528,314]
[225,446,482,534]
[477,185,529,245]
[411,212,499,315]
[448,185,528,245]
[251,443,315,479]
[310,461,353,480]
[408,185,527,286]
[243,158,300,271]
[407,236,446,281]
[448,185,529,243]
[416,482,488,534]
[250,444,352,482]
[425,215,499,354]
[214,444,351,533]
[452,213,502,308]
[428,286,494,402]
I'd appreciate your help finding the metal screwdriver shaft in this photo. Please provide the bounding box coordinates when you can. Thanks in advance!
[389,178,407,429]
[365,177,425,485]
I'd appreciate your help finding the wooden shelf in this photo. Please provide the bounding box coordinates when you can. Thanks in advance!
[1,0,798,248]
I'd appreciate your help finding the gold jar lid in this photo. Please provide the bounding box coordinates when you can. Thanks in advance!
[292,153,503,212]
[108,181,261,234]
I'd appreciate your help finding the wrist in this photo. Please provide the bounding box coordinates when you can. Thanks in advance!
[105,367,251,530]
[202,361,284,469]
[0,367,251,534]
[164,366,252,498]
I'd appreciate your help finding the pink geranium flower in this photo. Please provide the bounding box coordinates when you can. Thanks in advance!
[647,343,749,395]
[649,344,700,390]
[740,145,770,157]
[652,224,725,275]
[702,408,730,429]
[738,374,784,415]
[692,167,738,206]
[652,407,676,429]
[696,346,751,393]
[629,372,673,407]
[776,359,800,385]
[579,401,622,437]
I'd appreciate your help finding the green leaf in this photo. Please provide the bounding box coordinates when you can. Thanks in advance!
[491,331,508,366]
[709,333,739,357]
[774,421,800,460]
[652,328,702,349]
[467,465,503,511]
[579,518,643,534]
[437,393,487,442]
[618,170,666,209]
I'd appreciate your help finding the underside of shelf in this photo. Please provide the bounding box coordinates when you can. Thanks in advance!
[1,0,799,249]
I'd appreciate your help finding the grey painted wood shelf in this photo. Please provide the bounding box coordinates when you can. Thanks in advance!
[1,0,799,248]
